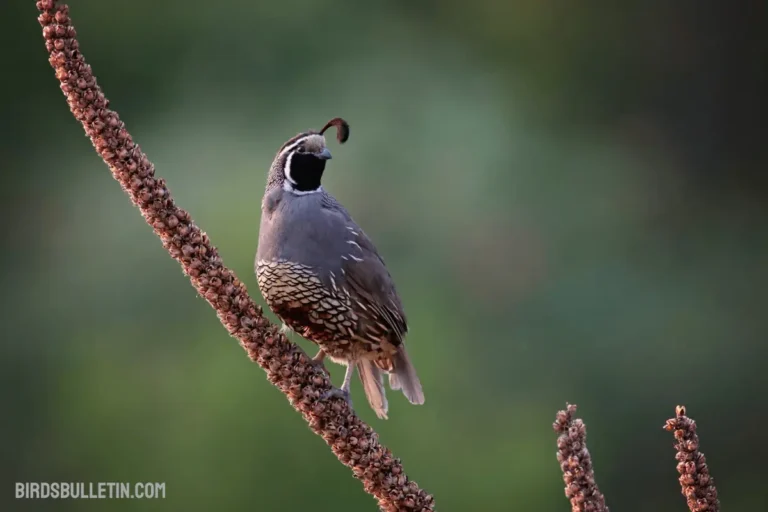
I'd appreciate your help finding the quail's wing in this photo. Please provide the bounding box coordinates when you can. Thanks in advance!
[321,196,407,345]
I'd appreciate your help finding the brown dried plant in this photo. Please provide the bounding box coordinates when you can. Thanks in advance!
[664,406,720,512]
[553,404,609,512]
[35,1,434,510]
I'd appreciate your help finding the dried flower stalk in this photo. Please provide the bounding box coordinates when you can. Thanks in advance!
[664,406,720,512]
[35,1,434,510]
[553,404,609,512]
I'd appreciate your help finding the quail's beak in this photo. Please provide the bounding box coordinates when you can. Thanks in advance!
[317,147,332,160]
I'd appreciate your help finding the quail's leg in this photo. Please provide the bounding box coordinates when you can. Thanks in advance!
[340,362,354,395]
[321,362,354,408]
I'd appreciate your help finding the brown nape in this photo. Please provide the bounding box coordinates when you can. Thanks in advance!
[319,118,350,144]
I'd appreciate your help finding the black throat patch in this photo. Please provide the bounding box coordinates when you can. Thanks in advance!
[287,152,327,192]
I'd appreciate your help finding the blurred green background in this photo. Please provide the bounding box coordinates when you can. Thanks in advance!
[2,0,767,510]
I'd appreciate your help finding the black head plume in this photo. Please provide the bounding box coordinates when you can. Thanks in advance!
[319,117,350,144]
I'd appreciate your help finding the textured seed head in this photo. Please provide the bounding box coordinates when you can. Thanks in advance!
[664,406,720,512]
[553,404,608,512]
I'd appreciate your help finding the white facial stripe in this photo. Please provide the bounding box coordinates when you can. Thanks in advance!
[280,135,313,186]
[277,136,310,161]
[283,151,296,185]
[282,181,323,195]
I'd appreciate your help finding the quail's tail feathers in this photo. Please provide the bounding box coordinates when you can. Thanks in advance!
[357,360,388,420]
[387,346,425,405]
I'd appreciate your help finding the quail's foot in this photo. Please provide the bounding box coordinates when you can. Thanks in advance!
[307,349,331,377]
[310,349,327,367]
[320,362,355,408]
[320,386,353,409]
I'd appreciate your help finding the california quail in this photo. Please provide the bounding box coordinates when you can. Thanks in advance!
[255,118,424,419]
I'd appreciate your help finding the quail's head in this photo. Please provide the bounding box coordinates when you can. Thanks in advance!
[271,118,350,193]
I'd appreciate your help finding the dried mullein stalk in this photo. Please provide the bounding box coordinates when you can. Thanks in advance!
[554,404,609,512]
[664,406,720,512]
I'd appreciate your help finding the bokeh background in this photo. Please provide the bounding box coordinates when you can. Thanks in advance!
[2,1,767,510]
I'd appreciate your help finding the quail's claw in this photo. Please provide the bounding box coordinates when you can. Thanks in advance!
[320,386,353,409]
[308,349,328,372]
[320,362,355,408]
